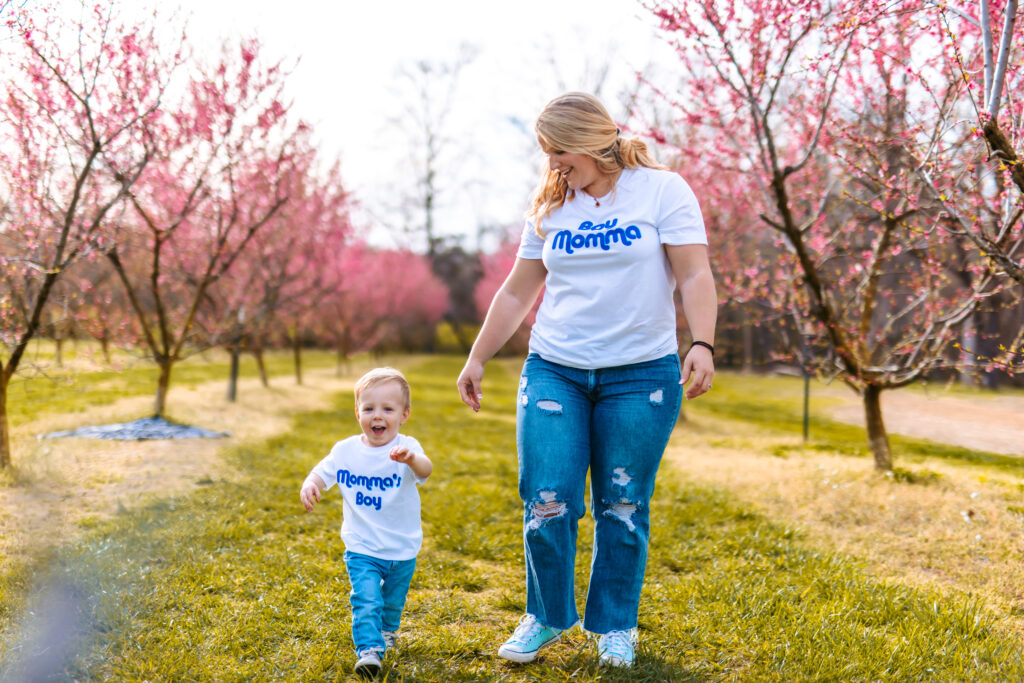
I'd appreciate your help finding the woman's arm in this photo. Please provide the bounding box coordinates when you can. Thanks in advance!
[457,257,547,412]
[665,244,718,400]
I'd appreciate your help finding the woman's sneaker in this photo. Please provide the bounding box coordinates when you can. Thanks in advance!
[353,650,382,678]
[597,628,638,667]
[497,614,563,662]
[382,631,398,650]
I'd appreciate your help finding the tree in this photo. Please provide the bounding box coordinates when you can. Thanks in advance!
[385,48,485,352]
[0,1,180,467]
[212,146,354,393]
[67,256,135,363]
[320,244,448,361]
[645,0,1004,470]
[104,37,302,417]
[926,0,1024,373]
[473,235,538,356]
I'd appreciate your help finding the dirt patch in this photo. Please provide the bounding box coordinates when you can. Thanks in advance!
[820,385,1024,456]
[0,366,361,570]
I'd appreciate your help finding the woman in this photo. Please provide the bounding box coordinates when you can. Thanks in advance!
[457,92,716,668]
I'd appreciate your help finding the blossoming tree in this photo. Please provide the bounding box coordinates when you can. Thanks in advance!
[0,2,181,466]
[103,38,303,417]
[645,0,1014,469]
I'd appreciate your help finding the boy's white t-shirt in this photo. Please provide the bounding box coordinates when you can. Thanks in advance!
[311,433,427,561]
[517,166,708,370]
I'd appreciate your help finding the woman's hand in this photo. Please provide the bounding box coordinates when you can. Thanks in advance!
[456,257,546,413]
[681,344,715,400]
[457,359,485,412]
[664,244,717,401]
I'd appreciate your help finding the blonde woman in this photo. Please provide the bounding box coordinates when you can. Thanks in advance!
[457,92,717,668]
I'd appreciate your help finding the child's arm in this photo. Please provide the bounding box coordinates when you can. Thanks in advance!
[390,446,433,480]
[300,473,328,511]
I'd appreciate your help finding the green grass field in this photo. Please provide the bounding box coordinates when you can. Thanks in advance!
[1,353,1023,681]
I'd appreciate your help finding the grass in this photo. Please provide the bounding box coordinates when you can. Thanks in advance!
[4,340,336,424]
[1,354,1023,680]
[689,371,1024,474]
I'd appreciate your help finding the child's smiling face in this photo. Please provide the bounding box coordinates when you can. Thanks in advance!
[356,380,410,447]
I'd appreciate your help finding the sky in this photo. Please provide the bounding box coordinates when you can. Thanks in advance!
[170,1,682,250]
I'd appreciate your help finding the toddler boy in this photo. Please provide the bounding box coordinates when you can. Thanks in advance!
[300,367,432,678]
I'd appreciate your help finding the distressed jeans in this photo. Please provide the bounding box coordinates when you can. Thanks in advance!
[516,352,683,634]
[344,550,417,655]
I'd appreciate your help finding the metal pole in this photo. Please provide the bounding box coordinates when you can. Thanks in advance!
[803,368,810,442]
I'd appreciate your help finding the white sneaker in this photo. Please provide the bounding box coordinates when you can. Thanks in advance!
[497,614,563,663]
[382,630,398,649]
[354,649,382,677]
[598,628,638,667]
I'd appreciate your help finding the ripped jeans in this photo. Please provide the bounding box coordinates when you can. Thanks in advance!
[516,352,683,634]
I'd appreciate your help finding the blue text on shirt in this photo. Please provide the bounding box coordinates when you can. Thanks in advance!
[550,224,642,254]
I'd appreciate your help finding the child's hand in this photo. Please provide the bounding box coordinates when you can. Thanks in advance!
[389,446,414,464]
[300,479,321,512]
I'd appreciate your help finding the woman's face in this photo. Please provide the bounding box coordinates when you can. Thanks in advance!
[542,144,610,197]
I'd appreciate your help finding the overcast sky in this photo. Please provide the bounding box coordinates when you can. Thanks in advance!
[173,1,681,249]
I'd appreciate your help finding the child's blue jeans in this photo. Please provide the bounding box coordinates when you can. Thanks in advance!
[343,550,416,655]
[516,352,682,634]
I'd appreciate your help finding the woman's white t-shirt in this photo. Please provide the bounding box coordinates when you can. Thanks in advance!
[517,166,707,370]
[310,433,427,561]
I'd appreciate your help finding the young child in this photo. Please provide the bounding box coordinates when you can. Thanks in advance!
[300,367,432,678]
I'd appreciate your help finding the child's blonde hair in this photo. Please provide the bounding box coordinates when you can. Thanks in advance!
[354,367,411,410]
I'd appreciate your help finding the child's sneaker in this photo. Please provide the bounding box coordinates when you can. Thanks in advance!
[497,614,562,662]
[382,630,398,650]
[597,628,638,667]
[353,650,382,678]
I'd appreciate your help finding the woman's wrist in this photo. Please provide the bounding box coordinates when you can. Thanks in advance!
[689,340,715,356]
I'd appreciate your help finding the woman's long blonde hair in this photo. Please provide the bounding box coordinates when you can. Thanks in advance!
[528,92,665,234]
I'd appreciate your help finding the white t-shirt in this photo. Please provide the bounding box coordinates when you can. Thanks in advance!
[311,433,428,561]
[517,166,707,369]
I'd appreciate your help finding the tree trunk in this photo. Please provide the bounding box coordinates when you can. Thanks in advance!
[446,314,473,354]
[227,346,240,402]
[959,315,978,386]
[863,384,892,471]
[742,318,754,372]
[0,372,10,468]
[55,337,64,367]
[293,337,303,386]
[154,359,172,417]
[983,120,1024,194]
[254,349,269,388]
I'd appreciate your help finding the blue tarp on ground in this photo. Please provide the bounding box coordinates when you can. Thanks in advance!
[43,416,229,441]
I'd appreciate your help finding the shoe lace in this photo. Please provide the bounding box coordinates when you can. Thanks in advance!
[600,630,635,658]
[510,614,546,644]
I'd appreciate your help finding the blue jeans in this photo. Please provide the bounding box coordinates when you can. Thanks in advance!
[516,352,682,634]
[343,551,417,654]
